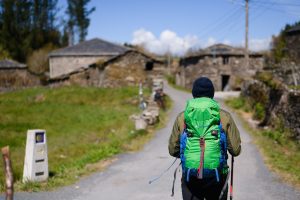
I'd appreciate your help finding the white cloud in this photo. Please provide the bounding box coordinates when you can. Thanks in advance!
[131,29,156,46]
[204,37,217,47]
[131,28,271,55]
[223,39,231,45]
[249,38,271,51]
[131,29,201,56]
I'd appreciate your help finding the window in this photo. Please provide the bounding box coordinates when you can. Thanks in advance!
[222,56,229,65]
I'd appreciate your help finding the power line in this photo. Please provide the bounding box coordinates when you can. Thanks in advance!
[218,12,245,42]
[196,5,244,39]
[203,9,244,39]
[252,2,300,16]
[250,0,300,7]
[234,0,300,17]
[249,1,275,22]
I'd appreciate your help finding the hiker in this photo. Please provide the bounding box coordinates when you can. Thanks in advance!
[154,88,165,110]
[168,77,241,200]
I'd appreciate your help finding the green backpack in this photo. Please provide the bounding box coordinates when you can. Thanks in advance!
[180,97,228,182]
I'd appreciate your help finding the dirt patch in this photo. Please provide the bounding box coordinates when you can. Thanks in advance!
[85,157,118,173]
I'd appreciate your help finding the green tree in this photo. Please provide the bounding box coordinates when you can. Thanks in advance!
[75,0,95,42]
[66,0,76,46]
[31,0,60,50]
[271,21,300,63]
[66,0,95,44]
[0,0,32,61]
[0,0,62,62]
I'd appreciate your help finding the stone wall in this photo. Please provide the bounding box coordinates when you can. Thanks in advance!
[286,33,300,63]
[49,55,111,78]
[49,51,166,88]
[265,62,300,86]
[48,67,103,87]
[242,78,300,141]
[179,55,264,91]
[0,69,41,91]
[101,51,164,88]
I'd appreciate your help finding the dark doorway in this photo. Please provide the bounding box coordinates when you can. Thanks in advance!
[221,75,230,91]
[145,62,153,71]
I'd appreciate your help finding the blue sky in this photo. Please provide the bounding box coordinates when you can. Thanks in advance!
[58,0,300,55]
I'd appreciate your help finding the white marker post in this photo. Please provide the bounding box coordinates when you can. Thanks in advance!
[23,130,48,182]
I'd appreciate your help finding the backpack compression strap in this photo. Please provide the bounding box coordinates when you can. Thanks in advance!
[197,137,205,179]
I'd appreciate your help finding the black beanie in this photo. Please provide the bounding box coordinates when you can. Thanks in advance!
[192,77,215,98]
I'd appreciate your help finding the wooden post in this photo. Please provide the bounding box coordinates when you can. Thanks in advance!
[2,146,14,200]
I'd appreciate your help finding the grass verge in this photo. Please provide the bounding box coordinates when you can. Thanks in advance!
[0,86,171,192]
[165,75,190,92]
[225,97,300,189]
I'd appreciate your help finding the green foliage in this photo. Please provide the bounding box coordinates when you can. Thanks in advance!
[226,97,300,187]
[261,130,284,144]
[256,71,282,89]
[0,0,65,62]
[0,45,10,59]
[253,127,300,187]
[225,97,250,112]
[225,97,245,109]
[271,21,300,63]
[254,103,265,120]
[166,75,190,92]
[0,0,96,62]
[288,85,300,90]
[272,34,287,63]
[226,97,264,119]
[165,75,175,85]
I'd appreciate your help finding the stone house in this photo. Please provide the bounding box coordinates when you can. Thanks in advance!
[267,25,300,86]
[177,44,264,91]
[0,59,40,91]
[49,50,165,88]
[286,24,300,63]
[48,38,128,78]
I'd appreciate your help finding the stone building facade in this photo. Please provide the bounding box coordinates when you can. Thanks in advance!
[286,24,300,63]
[48,38,128,78]
[49,50,165,88]
[0,59,40,91]
[177,44,264,91]
[265,25,300,86]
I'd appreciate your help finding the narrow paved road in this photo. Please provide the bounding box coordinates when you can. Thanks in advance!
[7,82,300,200]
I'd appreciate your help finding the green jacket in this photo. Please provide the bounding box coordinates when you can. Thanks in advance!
[168,109,241,158]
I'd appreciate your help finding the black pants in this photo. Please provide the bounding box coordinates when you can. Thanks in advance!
[181,174,228,200]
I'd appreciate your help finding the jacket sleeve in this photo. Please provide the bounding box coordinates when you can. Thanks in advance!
[220,109,241,157]
[168,112,184,158]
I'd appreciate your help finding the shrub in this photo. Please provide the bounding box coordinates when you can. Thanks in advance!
[254,103,265,120]
[0,45,11,60]
[226,97,245,110]
[165,74,176,85]
[27,44,57,74]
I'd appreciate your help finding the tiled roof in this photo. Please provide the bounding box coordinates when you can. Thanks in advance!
[0,59,27,69]
[287,24,300,33]
[187,44,262,57]
[49,38,129,57]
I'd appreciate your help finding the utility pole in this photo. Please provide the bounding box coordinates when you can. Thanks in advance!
[245,0,249,69]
